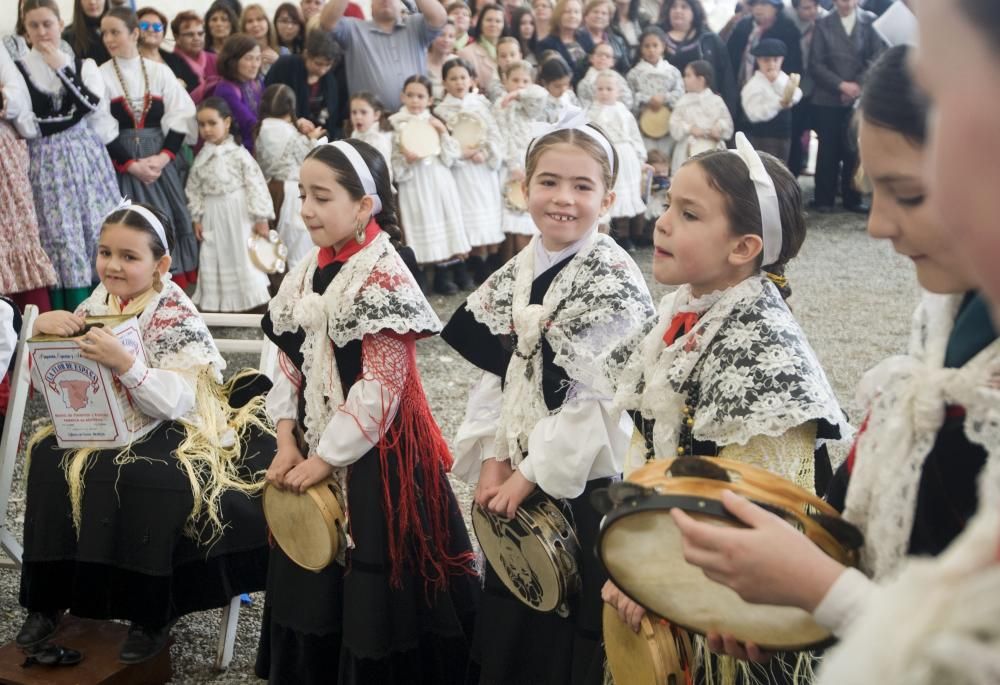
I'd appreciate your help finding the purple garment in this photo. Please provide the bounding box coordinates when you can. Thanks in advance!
[213,78,262,153]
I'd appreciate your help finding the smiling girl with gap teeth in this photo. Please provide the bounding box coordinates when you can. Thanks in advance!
[441,107,654,685]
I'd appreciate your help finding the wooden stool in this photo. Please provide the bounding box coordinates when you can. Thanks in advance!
[0,616,172,685]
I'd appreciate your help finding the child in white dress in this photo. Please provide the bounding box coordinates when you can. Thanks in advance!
[587,71,649,251]
[187,97,274,312]
[435,57,506,286]
[669,60,734,174]
[575,42,633,110]
[390,75,470,295]
[254,84,324,268]
[493,60,545,261]
[627,26,685,159]
[348,92,394,182]
[485,37,524,103]
[538,54,580,122]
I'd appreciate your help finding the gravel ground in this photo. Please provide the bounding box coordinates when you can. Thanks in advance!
[0,183,920,682]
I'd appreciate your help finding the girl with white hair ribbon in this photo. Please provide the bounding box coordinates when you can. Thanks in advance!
[600,133,851,685]
[258,138,479,684]
[18,200,276,664]
[442,108,654,685]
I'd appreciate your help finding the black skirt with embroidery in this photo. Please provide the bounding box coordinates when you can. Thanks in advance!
[18,373,275,628]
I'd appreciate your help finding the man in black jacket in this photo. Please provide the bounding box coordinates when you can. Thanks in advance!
[808,0,885,212]
[264,29,348,137]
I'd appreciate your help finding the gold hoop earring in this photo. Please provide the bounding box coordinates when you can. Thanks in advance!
[355,219,366,244]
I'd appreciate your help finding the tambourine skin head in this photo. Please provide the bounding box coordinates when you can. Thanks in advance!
[263,480,344,572]
[595,457,855,651]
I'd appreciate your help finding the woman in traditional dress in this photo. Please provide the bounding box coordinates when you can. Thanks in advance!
[12,0,120,311]
[100,6,200,289]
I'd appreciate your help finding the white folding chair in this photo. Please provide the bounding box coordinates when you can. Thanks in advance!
[0,304,38,570]
[200,312,278,670]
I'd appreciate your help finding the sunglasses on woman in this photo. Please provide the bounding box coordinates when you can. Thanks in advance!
[139,21,164,32]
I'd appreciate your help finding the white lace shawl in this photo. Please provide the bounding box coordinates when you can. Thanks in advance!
[76,276,225,383]
[844,292,1000,580]
[466,232,653,463]
[816,506,1000,685]
[607,275,851,460]
[266,232,441,456]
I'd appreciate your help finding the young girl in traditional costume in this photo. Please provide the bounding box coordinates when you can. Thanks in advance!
[348,91,393,182]
[0,39,56,311]
[255,83,324,268]
[9,0,120,311]
[442,108,655,685]
[493,60,546,260]
[586,70,649,251]
[16,201,275,664]
[627,26,685,160]
[390,74,470,295]
[600,132,850,685]
[668,46,1000,683]
[255,138,479,685]
[187,96,274,312]
[435,57,506,286]
[99,7,200,289]
[538,53,580,123]
[669,60,734,175]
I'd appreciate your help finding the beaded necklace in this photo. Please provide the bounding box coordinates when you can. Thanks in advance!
[111,55,152,128]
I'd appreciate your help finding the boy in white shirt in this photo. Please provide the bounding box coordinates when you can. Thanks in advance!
[740,38,803,164]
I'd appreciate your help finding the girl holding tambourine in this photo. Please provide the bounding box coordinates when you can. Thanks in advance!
[442,109,654,685]
[600,133,850,685]
[434,57,506,285]
[667,47,1000,685]
[256,139,479,685]
[492,60,546,260]
[389,74,470,295]
[627,26,685,161]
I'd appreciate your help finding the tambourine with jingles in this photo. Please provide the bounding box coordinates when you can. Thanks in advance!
[248,230,288,274]
[399,118,442,160]
[594,457,864,651]
[603,604,693,685]
[451,112,486,150]
[263,478,347,572]
[503,179,527,212]
[639,106,672,139]
[471,491,581,617]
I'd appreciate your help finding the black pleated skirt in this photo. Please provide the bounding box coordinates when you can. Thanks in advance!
[254,447,481,685]
[18,373,275,628]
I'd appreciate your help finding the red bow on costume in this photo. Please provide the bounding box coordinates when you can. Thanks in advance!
[663,311,699,346]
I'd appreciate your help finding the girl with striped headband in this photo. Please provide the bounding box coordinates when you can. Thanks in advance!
[600,134,851,685]
[257,138,479,684]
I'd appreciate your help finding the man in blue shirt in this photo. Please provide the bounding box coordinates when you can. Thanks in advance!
[320,0,447,111]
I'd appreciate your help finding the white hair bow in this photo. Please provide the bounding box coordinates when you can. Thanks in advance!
[527,106,616,173]
[731,132,782,267]
[106,197,170,256]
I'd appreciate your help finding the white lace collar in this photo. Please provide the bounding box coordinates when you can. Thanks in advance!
[608,275,850,456]
[468,232,653,462]
[533,226,597,278]
[844,291,1000,580]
